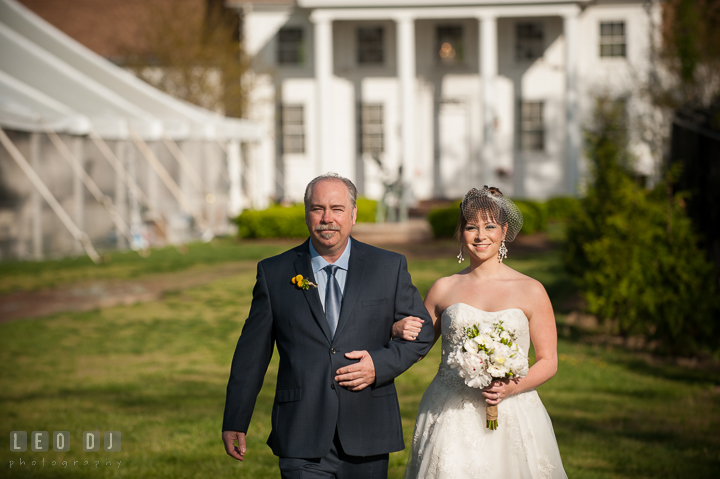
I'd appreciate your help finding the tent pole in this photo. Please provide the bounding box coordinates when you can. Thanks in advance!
[88,129,170,246]
[44,128,134,246]
[71,136,84,254]
[114,140,127,250]
[227,139,242,217]
[161,136,207,195]
[29,132,42,259]
[0,127,101,264]
[128,127,212,239]
[213,136,232,185]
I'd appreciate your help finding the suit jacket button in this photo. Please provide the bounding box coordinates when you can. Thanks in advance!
[330,348,336,354]
[331,383,335,389]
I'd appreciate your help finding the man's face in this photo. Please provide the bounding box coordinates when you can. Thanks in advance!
[305,179,357,256]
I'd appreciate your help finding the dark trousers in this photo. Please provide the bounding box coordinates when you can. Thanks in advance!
[278,431,389,479]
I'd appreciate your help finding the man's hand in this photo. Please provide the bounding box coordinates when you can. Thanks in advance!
[335,350,376,391]
[222,431,247,461]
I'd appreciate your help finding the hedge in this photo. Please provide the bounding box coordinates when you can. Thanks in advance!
[427,201,461,238]
[235,198,377,239]
[427,197,577,238]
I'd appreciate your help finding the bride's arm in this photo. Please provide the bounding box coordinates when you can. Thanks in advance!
[485,280,558,403]
[391,278,446,347]
[423,280,446,348]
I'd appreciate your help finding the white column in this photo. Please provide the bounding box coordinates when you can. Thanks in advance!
[564,11,580,195]
[29,132,42,259]
[71,136,84,254]
[480,15,497,188]
[227,139,243,217]
[395,14,416,222]
[312,14,333,176]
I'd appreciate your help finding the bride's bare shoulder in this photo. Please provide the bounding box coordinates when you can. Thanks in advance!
[429,272,464,292]
[425,273,462,303]
[504,267,548,296]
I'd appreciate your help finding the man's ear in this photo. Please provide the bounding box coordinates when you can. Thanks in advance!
[352,206,357,225]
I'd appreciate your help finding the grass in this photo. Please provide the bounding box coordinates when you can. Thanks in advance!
[1,239,719,478]
[0,237,290,293]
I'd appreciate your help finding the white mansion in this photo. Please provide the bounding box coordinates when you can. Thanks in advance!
[231,0,660,207]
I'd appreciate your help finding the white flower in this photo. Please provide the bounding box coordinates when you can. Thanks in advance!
[450,320,529,388]
[465,352,484,372]
[476,333,492,349]
[487,364,508,378]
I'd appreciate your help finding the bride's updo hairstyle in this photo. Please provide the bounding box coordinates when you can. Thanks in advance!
[454,186,524,243]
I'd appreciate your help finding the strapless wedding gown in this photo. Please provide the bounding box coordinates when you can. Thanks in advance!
[405,303,567,479]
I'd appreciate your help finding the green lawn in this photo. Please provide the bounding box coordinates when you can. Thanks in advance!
[1,239,718,478]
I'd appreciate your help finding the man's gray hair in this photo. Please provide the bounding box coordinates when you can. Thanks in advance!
[304,173,358,211]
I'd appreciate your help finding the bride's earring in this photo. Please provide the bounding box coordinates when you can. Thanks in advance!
[498,241,508,263]
[457,246,465,263]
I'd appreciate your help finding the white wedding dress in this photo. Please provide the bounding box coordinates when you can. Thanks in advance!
[405,303,567,479]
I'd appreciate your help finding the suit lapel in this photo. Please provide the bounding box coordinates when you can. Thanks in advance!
[333,238,366,341]
[294,241,332,343]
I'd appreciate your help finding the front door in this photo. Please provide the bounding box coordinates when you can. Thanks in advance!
[436,98,471,199]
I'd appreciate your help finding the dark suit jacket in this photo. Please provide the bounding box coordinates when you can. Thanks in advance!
[222,237,435,458]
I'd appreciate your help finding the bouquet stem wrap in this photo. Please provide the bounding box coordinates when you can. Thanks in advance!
[486,404,498,430]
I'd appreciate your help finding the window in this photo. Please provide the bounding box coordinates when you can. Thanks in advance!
[281,105,304,154]
[599,21,626,58]
[515,23,544,62]
[358,104,384,155]
[277,27,304,65]
[598,98,628,141]
[437,26,464,65]
[357,27,384,65]
[519,101,544,151]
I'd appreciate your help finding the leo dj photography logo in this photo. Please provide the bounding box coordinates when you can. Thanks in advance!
[9,431,121,470]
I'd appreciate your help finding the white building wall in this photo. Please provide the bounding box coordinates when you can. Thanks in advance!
[240,1,659,204]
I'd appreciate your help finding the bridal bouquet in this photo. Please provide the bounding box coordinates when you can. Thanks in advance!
[447,320,529,430]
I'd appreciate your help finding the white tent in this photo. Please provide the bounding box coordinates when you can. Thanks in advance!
[0,22,163,140]
[0,69,90,135]
[0,0,265,261]
[0,0,261,142]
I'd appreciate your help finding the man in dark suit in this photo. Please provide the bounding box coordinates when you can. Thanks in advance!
[222,173,435,478]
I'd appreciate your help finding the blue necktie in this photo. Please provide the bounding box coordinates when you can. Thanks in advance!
[324,265,342,337]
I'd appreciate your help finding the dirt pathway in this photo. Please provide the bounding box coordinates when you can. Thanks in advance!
[0,262,255,322]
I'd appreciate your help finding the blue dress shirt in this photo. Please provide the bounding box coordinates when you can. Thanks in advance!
[309,237,351,311]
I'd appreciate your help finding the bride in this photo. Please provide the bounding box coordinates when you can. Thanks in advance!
[394,186,567,479]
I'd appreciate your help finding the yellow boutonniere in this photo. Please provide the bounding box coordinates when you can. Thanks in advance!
[291,274,317,290]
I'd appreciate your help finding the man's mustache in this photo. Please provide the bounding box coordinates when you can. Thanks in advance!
[315,224,341,232]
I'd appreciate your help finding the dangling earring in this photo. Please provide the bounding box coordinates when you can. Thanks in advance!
[498,241,508,263]
[457,246,465,263]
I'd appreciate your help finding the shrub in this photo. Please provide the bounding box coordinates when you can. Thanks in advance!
[428,198,551,238]
[564,99,719,352]
[355,197,377,223]
[545,196,581,223]
[235,197,378,239]
[427,202,461,238]
[235,205,307,239]
[512,199,547,235]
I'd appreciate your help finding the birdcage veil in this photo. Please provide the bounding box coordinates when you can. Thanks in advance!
[460,186,524,242]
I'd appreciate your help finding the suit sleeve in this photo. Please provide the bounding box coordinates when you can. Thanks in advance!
[369,255,435,386]
[222,262,275,432]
